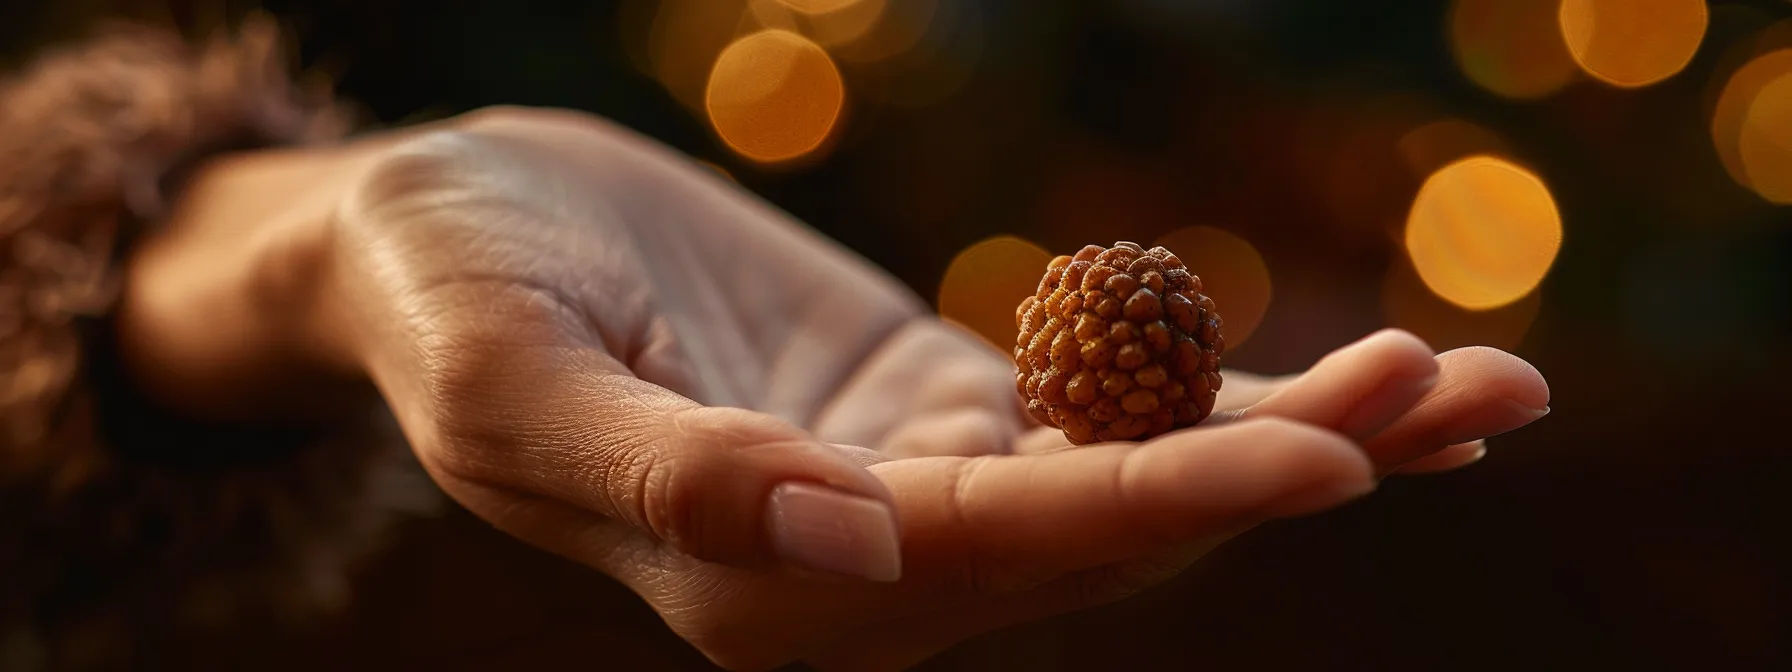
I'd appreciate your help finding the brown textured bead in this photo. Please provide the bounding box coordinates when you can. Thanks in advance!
[1143,321,1173,353]
[1101,370,1133,396]
[1108,320,1140,344]
[1123,288,1163,322]
[1134,363,1168,388]
[1057,291,1084,319]
[1013,241,1226,445]
[1083,265,1118,293]
[1105,272,1140,298]
[1121,389,1160,414]
[1066,370,1100,405]
[1141,270,1166,296]
[1074,313,1107,340]
[1115,342,1150,370]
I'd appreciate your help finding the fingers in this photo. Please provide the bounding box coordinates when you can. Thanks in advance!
[872,418,1375,592]
[1211,329,1440,441]
[1015,329,1440,459]
[1359,346,1550,470]
[1210,369,1298,413]
[1394,440,1487,474]
[419,344,906,583]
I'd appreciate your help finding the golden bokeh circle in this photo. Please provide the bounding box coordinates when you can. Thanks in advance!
[1152,226,1274,350]
[1560,0,1708,88]
[705,30,846,163]
[797,0,888,47]
[1405,156,1563,310]
[650,0,754,112]
[1711,50,1792,194]
[937,236,1053,349]
[1398,118,1511,178]
[1450,0,1580,100]
[1382,256,1542,353]
[1739,70,1792,204]
[776,0,864,13]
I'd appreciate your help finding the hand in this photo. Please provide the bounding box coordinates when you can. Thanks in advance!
[119,107,1551,671]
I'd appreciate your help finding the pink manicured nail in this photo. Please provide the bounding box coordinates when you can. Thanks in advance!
[766,482,903,582]
[1440,399,1551,447]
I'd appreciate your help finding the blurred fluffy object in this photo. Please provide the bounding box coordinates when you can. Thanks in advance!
[0,16,435,671]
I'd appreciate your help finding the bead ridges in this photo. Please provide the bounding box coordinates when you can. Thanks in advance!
[1014,241,1225,445]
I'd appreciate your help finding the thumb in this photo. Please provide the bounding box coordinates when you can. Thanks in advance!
[418,357,904,583]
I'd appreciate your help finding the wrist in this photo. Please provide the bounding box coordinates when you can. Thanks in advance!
[115,144,392,421]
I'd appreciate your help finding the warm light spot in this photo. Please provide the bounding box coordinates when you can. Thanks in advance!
[1450,0,1580,99]
[832,0,938,63]
[799,0,888,47]
[1311,95,1440,239]
[1153,226,1274,350]
[1711,50,1792,195]
[1397,118,1511,178]
[851,0,982,108]
[937,236,1053,349]
[1560,0,1708,88]
[1739,70,1792,204]
[651,0,756,111]
[615,0,660,77]
[1405,156,1563,310]
[776,0,863,13]
[1382,256,1541,353]
[706,30,846,163]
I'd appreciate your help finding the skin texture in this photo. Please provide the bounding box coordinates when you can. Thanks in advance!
[116,106,1551,672]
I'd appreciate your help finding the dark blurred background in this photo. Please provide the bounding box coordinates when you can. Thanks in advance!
[4,0,1790,669]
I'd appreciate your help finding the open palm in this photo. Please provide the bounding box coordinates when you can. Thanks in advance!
[329,108,1550,672]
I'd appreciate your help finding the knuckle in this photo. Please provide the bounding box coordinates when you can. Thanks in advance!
[934,456,1057,596]
[637,440,696,546]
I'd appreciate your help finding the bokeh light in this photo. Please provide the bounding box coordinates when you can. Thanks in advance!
[1316,95,1440,237]
[705,29,846,163]
[775,0,863,13]
[790,0,888,47]
[1712,49,1792,200]
[649,0,756,112]
[1560,0,1709,88]
[1398,118,1512,178]
[1404,155,1563,310]
[937,235,1052,349]
[830,0,939,64]
[1737,59,1792,204]
[1153,226,1274,350]
[1450,0,1580,100]
[1382,255,1542,353]
[849,0,981,109]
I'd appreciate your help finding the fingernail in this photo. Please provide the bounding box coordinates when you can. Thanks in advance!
[1340,373,1438,439]
[1440,399,1550,447]
[766,482,903,582]
[1264,478,1378,519]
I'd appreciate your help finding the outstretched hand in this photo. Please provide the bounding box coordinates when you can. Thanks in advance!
[123,107,1551,672]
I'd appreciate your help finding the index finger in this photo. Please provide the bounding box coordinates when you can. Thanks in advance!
[871,418,1375,593]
